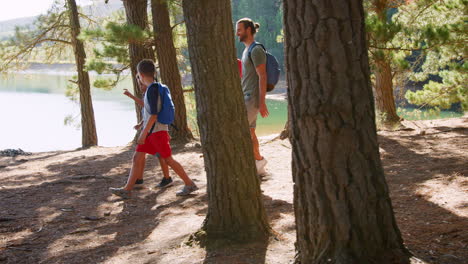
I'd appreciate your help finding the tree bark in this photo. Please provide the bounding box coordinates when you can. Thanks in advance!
[283,1,410,263]
[123,0,155,122]
[279,119,290,140]
[374,59,401,126]
[151,0,193,141]
[182,0,269,241]
[67,0,97,148]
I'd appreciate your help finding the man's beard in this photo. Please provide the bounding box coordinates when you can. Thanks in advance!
[239,35,246,42]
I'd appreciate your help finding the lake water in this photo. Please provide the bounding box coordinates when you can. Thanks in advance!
[0,73,287,152]
[1,73,462,153]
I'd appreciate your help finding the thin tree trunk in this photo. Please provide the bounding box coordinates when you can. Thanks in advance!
[123,0,155,122]
[374,59,401,126]
[67,0,97,148]
[151,0,193,141]
[182,0,269,241]
[283,1,410,263]
[279,119,290,140]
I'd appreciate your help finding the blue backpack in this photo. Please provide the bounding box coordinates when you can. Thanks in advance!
[154,82,175,125]
[248,42,280,92]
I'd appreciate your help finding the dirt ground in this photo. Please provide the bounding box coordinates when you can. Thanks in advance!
[0,117,466,264]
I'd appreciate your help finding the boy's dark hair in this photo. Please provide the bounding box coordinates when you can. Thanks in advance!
[137,59,156,78]
[237,18,260,35]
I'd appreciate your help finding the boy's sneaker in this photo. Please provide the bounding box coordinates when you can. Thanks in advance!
[255,158,268,175]
[135,179,144,185]
[176,184,198,196]
[109,187,131,199]
[123,178,144,185]
[156,177,173,188]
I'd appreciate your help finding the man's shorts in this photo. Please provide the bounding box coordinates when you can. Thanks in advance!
[136,131,172,158]
[245,96,259,128]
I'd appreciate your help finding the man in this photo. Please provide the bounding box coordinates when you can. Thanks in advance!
[110,59,197,198]
[236,18,268,175]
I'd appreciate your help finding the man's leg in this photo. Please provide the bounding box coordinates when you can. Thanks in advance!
[250,128,263,161]
[124,151,146,191]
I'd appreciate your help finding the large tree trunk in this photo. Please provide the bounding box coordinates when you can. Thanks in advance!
[123,0,155,122]
[374,59,400,126]
[283,1,410,263]
[67,0,97,148]
[182,0,269,241]
[151,0,193,141]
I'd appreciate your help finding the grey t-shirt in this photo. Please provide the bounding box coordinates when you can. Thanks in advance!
[241,44,266,108]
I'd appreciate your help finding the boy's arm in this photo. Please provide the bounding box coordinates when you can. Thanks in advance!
[134,120,143,130]
[124,89,144,107]
[137,115,157,145]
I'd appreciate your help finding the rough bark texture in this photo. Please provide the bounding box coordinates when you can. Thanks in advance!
[123,0,155,122]
[283,1,410,263]
[182,0,269,241]
[374,59,400,125]
[67,0,97,147]
[151,0,193,141]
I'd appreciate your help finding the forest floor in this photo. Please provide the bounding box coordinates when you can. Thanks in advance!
[0,116,466,264]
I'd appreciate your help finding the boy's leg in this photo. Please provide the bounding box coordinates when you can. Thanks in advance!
[164,156,193,186]
[158,157,170,179]
[124,151,146,191]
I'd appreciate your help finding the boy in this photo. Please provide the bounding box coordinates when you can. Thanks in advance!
[110,59,197,198]
[123,79,172,188]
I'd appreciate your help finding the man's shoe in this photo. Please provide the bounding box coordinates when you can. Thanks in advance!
[255,158,268,175]
[156,177,173,188]
[176,184,198,196]
[109,187,131,199]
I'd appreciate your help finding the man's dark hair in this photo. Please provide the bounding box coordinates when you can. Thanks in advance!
[237,18,260,35]
[137,59,156,78]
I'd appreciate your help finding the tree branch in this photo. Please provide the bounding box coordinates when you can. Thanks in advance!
[369,45,420,52]
[171,20,185,30]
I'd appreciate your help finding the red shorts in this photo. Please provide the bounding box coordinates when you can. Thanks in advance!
[136,131,172,158]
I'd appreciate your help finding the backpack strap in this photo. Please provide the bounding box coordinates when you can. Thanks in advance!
[247,42,266,67]
[148,82,161,134]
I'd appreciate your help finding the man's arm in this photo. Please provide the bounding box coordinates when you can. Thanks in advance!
[256,64,269,118]
[124,89,144,107]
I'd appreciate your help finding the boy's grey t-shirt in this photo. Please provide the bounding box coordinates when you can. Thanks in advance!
[143,83,169,133]
[241,44,266,108]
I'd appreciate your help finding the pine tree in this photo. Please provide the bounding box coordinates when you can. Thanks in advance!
[182,0,270,242]
[399,0,467,113]
[366,0,466,125]
[151,0,194,141]
[0,0,98,148]
[284,0,410,262]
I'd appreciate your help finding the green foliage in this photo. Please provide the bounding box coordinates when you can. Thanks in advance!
[397,0,467,112]
[0,3,72,71]
[65,75,79,102]
[80,10,140,89]
[183,87,200,137]
[406,70,467,111]
[366,0,466,115]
